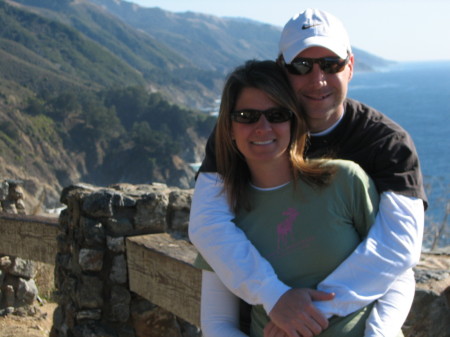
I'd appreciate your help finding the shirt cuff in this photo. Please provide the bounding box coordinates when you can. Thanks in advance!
[259,279,292,314]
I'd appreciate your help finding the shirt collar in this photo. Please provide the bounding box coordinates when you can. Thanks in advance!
[310,109,345,137]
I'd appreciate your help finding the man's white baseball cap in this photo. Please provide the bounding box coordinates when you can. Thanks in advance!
[279,8,352,63]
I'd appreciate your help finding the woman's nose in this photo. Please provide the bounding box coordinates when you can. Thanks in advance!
[254,115,272,131]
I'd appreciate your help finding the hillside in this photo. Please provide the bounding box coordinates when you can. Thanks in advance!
[0,0,396,211]
[0,1,147,90]
[88,0,394,73]
[5,0,226,108]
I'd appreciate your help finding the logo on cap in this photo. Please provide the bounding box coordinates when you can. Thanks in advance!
[302,23,321,30]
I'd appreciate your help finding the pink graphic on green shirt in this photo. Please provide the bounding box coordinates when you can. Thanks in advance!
[277,208,300,249]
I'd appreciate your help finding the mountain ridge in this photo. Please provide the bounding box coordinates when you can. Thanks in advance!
[88,0,394,73]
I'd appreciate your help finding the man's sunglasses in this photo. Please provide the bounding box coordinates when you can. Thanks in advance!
[283,56,349,75]
[231,107,293,124]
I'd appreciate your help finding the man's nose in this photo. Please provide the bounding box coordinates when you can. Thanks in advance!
[309,64,327,83]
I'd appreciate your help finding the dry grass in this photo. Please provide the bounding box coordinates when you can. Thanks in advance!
[34,262,56,301]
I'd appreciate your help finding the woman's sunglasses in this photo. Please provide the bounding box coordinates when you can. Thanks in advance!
[231,107,293,124]
[283,56,349,75]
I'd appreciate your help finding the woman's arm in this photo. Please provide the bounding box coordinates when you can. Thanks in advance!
[189,172,290,313]
[200,270,248,337]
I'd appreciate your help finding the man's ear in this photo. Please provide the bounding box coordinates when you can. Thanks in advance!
[347,54,355,81]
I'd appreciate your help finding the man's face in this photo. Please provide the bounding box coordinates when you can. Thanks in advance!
[285,46,354,133]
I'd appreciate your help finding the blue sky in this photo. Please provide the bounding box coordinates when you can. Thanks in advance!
[128,0,450,62]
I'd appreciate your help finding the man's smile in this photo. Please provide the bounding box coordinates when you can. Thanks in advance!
[303,92,332,101]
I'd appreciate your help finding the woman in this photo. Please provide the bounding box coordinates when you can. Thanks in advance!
[194,60,409,337]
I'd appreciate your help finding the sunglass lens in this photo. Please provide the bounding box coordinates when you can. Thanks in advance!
[232,110,260,123]
[288,60,312,75]
[321,58,346,74]
[231,108,292,124]
[286,57,348,75]
[266,108,292,123]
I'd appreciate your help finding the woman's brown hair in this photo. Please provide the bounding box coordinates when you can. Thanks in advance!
[215,60,335,212]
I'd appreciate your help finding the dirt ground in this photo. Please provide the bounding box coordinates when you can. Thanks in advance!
[0,261,57,337]
[0,302,57,337]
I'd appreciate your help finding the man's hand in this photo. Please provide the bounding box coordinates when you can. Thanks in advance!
[266,288,335,337]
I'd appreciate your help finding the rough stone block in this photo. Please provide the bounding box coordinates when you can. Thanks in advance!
[107,236,125,253]
[16,277,38,305]
[110,254,127,284]
[134,193,168,232]
[9,257,37,279]
[82,191,115,218]
[105,217,133,236]
[167,190,192,235]
[0,256,12,270]
[78,249,104,272]
[75,275,104,309]
[0,181,9,201]
[79,217,105,246]
[109,285,131,322]
[1,200,17,214]
[76,309,102,321]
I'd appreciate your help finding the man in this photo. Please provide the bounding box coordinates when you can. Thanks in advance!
[189,8,427,337]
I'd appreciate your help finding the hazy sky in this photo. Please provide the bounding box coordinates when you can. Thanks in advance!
[128,0,449,62]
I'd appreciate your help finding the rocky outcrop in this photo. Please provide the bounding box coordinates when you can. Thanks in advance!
[0,180,26,215]
[0,180,39,316]
[404,249,450,337]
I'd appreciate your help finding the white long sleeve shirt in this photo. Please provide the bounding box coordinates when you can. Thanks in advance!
[200,268,416,337]
[189,172,424,336]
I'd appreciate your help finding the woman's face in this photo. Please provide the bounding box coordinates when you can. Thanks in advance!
[231,87,291,167]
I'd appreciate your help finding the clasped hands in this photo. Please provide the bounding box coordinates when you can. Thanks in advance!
[264,288,335,337]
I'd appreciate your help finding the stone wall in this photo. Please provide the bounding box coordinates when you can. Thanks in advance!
[0,180,26,215]
[51,183,199,337]
[0,180,39,316]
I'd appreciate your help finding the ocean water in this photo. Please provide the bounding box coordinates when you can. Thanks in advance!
[348,61,450,247]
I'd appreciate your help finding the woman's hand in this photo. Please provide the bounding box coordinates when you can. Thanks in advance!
[267,288,335,337]
[264,321,289,337]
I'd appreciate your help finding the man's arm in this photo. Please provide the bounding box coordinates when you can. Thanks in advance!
[314,192,424,316]
[365,269,416,337]
[264,271,416,337]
